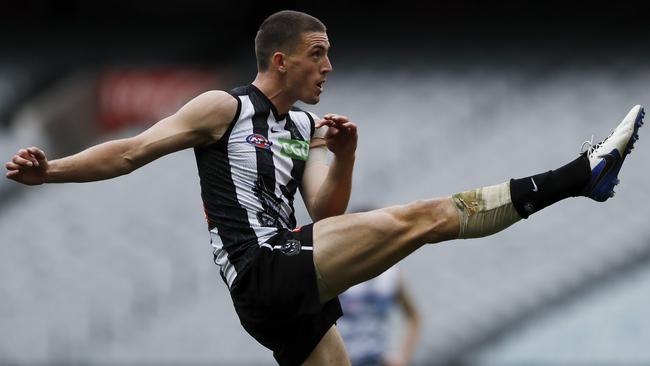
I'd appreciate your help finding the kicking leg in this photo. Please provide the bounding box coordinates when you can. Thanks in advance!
[313,197,461,298]
[313,105,644,300]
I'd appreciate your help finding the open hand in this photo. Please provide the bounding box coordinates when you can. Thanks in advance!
[5,147,49,185]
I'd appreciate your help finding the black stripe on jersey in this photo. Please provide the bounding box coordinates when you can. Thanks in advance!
[302,109,316,138]
[282,112,307,228]
[194,91,256,274]
[249,88,291,229]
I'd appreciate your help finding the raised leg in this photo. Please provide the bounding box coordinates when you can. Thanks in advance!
[312,105,645,299]
[313,198,460,298]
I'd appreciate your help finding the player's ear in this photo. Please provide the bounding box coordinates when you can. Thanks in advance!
[272,52,287,73]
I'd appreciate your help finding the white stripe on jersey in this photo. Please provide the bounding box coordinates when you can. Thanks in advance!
[211,229,237,286]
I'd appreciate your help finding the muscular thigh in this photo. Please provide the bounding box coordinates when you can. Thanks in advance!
[313,198,458,296]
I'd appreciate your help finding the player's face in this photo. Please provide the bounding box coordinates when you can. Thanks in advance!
[284,32,332,105]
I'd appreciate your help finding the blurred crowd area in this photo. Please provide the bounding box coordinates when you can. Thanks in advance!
[2,2,650,365]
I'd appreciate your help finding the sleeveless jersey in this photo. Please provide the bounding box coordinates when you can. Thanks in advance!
[194,84,317,288]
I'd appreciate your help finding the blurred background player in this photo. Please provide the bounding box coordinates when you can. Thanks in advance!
[338,265,421,366]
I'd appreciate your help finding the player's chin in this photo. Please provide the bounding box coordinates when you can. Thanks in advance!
[301,94,321,105]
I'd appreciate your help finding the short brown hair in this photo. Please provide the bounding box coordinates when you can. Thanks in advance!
[255,10,327,71]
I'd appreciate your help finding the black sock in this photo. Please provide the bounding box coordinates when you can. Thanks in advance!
[510,154,591,218]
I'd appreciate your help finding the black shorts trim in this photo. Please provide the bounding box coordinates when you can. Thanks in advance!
[230,224,343,365]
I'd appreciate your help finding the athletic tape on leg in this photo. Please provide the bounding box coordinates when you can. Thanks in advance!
[452,182,522,239]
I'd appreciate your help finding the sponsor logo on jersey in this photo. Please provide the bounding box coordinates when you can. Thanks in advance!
[246,134,272,149]
[279,138,309,160]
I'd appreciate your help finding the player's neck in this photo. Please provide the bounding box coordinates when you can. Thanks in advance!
[252,74,295,115]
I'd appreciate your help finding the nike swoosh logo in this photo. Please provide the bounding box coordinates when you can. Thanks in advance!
[271,126,283,133]
[582,149,623,199]
[595,152,617,181]
[585,151,618,194]
[531,177,538,192]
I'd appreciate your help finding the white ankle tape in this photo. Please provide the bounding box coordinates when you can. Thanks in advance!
[452,182,522,239]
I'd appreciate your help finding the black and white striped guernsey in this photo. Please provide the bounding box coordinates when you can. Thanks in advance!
[194,84,317,288]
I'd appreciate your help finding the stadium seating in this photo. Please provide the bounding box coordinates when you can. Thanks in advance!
[2,62,650,365]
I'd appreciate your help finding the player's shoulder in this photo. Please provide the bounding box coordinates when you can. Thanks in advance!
[188,90,239,120]
[182,90,241,145]
[173,90,241,143]
[194,90,238,109]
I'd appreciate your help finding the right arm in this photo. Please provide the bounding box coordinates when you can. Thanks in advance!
[5,90,237,185]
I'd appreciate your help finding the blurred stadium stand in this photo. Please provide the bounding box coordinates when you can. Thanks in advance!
[0,63,61,199]
[0,64,51,128]
[2,1,650,365]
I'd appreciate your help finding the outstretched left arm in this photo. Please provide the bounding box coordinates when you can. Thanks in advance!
[300,113,357,222]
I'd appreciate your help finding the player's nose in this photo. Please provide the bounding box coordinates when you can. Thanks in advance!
[322,56,333,74]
